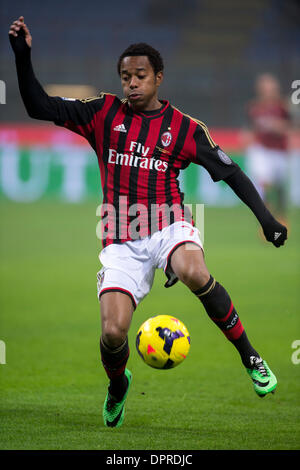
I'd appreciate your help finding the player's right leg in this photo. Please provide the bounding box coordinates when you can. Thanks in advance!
[96,239,155,427]
[100,291,134,428]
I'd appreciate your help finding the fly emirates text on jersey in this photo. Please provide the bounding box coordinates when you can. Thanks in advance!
[108,141,168,172]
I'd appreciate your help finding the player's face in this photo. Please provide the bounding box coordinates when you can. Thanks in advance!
[256,74,280,100]
[120,56,163,111]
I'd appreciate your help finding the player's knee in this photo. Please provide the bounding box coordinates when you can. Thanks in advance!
[102,322,128,348]
[177,262,210,290]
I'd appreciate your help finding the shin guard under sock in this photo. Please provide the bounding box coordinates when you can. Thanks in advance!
[193,276,260,368]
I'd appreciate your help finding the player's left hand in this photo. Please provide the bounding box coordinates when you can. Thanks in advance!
[262,217,288,247]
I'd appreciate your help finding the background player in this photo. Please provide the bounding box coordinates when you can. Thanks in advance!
[9,16,288,429]
[245,73,291,226]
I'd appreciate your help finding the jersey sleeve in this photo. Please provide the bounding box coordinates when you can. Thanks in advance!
[188,123,240,182]
[53,93,107,145]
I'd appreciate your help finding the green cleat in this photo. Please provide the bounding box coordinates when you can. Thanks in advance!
[103,369,132,428]
[246,356,277,397]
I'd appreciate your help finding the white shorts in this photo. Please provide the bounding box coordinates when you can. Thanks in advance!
[247,144,289,197]
[96,221,203,308]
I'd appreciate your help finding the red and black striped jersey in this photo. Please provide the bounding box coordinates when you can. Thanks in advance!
[53,92,239,246]
[247,99,290,150]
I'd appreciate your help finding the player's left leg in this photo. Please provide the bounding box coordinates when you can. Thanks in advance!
[170,244,277,397]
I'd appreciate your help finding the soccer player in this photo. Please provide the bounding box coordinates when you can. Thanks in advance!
[246,73,291,225]
[9,16,288,428]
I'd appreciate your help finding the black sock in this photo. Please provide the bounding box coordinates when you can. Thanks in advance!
[108,374,128,401]
[100,336,129,400]
[193,276,260,368]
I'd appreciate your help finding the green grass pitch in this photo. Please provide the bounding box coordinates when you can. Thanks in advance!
[0,201,299,450]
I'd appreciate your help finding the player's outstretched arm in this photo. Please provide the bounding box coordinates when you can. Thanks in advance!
[9,16,59,121]
[190,124,287,247]
[224,168,287,247]
[9,16,104,138]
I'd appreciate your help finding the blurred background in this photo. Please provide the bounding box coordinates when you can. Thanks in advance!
[0,0,299,206]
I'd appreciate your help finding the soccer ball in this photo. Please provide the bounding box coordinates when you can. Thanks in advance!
[136,315,191,369]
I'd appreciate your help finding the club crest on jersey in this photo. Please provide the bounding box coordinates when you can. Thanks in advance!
[161,131,172,147]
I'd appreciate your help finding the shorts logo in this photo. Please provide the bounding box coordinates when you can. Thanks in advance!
[218,149,232,165]
[161,131,172,147]
[97,270,105,292]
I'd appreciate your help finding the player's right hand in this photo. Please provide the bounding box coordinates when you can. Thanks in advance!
[9,16,32,54]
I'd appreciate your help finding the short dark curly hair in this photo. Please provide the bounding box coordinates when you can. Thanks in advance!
[117,43,164,76]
